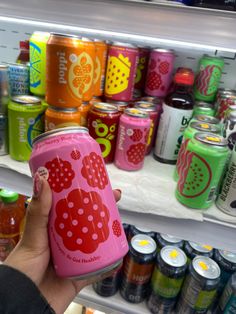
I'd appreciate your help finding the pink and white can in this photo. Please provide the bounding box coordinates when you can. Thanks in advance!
[145,49,175,98]
[114,108,151,171]
[29,127,128,279]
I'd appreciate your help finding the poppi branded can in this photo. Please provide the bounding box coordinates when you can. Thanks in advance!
[176,133,230,209]
[128,225,156,242]
[216,89,236,121]
[105,42,138,102]
[45,106,80,131]
[46,33,95,107]
[8,63,29,96]
[79,101,91,127]
[0,64,10,114]
[184,241,214,263]
[193,101,216,117]
[30,31,50,96]
[93,39,108,97]
[8,95,45,161]
[133,47,150,99]
[147,246,187,314]
[176,256,221,313]
[0,114,8,155]
[29,126,129,278]
[114,108,151,171]
[145,49,175,98]
[194,54,224,102]
[192,114,220,125]
[120,234,157,303]
[155,233,184,251]
[87,102,121,163]
[108,100,129,112]
[218,272,236,313]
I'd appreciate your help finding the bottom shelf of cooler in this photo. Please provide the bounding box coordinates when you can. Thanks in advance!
[76,285,150,314]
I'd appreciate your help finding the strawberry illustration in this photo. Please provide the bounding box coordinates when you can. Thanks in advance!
[112,220,122,237]
[130,129,143,142]
[127,143,146,164]
[55,188,110,253]
[71,149,81,160]
[146,72,162,91]
[149,59,157,70]
[81,152,108,190]
[159,61,169,75]
[45,158,75,193]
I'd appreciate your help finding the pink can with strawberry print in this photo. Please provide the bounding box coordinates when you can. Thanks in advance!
[29,127,128,279]
[114,108,151,171]
[145,49,175,98]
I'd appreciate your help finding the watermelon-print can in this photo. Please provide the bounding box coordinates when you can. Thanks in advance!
[145,49,175,98]
[29,126,128,279]
[216,89,236,121]
[194,55,224,102]
[114,108,151,171]
[104,42,138,102]
[175,132,230,209]
[133,47,150,99]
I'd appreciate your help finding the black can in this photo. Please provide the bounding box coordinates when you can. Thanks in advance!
[184,241,214,263]
[155,233,184,251]
[120,234,157,303]
[128,224,156,242]
[93,266,122,297]
[193,0,236,11]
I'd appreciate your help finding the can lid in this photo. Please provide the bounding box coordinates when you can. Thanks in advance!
[188,241,213,253]
[190,122,220,134]
[135,101,157,112]
[50,32,81,39]
[0,64,9,70]
[194,101,214,109]
[48,106,79,113]
[228,105,236,111]
[219,250,236,264]
[203,54,224,61]
[229,111,236,119]
[193,115,220,124]
[7,62,28,69]
[131,234,157,254]
[161,246,187,267]
[0,189,19,203]
[218,88,236,95]
[160,233,182,244]
[194,132,228,147]
[141,96,161,105]
[111,41,137,48]
[11,95,42,105]
[192,256,221,279]
[124,108,149,119]
[135,226,152,233]
[93,102,119,113]
[152,48,174,54]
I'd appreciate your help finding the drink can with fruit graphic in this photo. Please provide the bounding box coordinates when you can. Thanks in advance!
[114,108,151,171]
[175,132,230,209]
[194,54,224,102]
[87,102,121,163]
[46,33,95,108]
[145,49,175,98]
[105,42,138,102]
[216,90,236,121]
[29,126,128,279]
[45,106,80,131]
[8,95,45,161]
[193,101,216,117]
[93,39,108,97]
[134,47,150,99]
[30,31,50,96]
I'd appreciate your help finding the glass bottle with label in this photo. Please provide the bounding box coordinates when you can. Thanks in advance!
[154,68,195,164]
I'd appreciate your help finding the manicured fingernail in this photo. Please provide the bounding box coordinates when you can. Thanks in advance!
[116,189,122,195]
[33,173,42,198]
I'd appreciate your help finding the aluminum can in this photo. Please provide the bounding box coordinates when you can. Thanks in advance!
[155,233,184,251]
[128,225,156,242]
[0,114,8,155]
[141,96,163,107]
[216,89,236,121]
[0,64,10,114]
[216,147,236,216]
[218,272,236,313]
[176,256,221,313]
[120,234,157,303]
[29,126,128,278]
[133,47,150,99]
[87,102,121,163]
[29,31,50,96]
[176,133,230,209]
[105,42,138,102]
[223,110,236,150]
[108,100,129,112]
[192,114,220,125]
[93,40,108,97]
[46,33,95,107]
[78,101,91,127]
[114,108,151,171]
[145,49,175,98]
[8,95,45,161]
[8,63,29,96]
[147,246,187,314]
[193,101,216,117]
[194,55,224,102]
[45,106,80,131]
[184,241,213,263]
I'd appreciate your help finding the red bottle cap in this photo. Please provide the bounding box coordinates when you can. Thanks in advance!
[174,68,195,86]
[19,40,29,50]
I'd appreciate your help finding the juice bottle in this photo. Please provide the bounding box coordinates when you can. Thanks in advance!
[0,190,26,261]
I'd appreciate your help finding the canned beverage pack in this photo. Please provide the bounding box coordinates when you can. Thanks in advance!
[120,234,157,303]
[184,241,214,262]
[147,246,187,314]
[29,126,128,278]
[46,33,95,107]
[114,108,151,171]
[128,225,156,242]
[176,256,221,313]
[193,101,216,117]
[93,40,108,97]
[87,102,121,163]
[133,47,150,98]
[8,63,29,96]
[0,113,8,155]
[30,31,50,96]
[78,101,91,127]
[105,42,138,102]
[216,88,236,121]
[218,272,236,313]
[223,110,236,150]
[0,64,9,114]
[45,106,80,131]
[194,54,224,102]
[155,233,184,251]
[8,95,45,161]
[176,133,230,209]
[216,146,236,216]
[145,49,175,98]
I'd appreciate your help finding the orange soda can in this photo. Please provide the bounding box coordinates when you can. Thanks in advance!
[93,40,108,97]
[45,106,80,131]
[46,33,95,108]
[78,101,91,127]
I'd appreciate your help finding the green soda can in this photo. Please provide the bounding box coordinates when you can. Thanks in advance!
[184,241,214,264]
[8,95,45,161]
[191,114,220,125]
[194,55,224,102]
[175,132,230,209]
[193,101,216,117]
[29,31,50,96]
[147,246,187,314]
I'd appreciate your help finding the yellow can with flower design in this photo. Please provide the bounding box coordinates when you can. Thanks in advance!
[46,33,95,108]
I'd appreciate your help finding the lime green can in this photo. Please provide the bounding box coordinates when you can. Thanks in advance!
[29,31,50,96]
[8,95,45,161]
[175,132,230,209]
[193,101,216,117]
